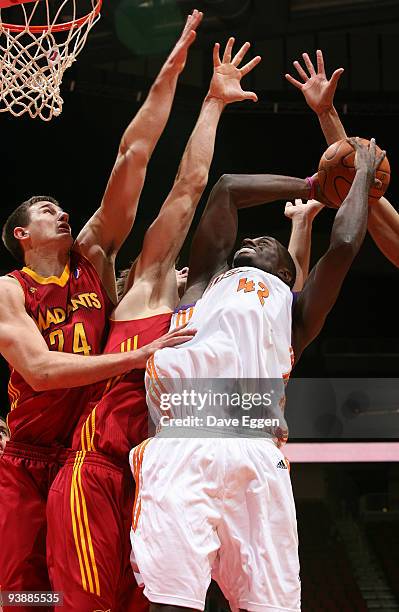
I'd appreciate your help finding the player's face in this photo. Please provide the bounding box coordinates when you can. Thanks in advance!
[24,201,73,251]
[233,236,281,273]
[0,419,10,456]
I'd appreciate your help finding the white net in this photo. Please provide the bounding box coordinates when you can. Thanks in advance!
[0,0,101,121]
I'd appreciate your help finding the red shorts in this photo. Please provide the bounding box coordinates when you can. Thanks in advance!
[0,441,66,612]
[46,450,148,612]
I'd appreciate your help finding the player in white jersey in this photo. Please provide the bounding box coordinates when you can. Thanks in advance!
[146,266,293,439]
[131,138,385,612]
[159,266,293,380]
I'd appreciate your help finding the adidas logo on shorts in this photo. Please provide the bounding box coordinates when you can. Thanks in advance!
[276,459,288,469]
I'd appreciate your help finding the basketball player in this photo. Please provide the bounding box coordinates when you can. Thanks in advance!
[131,137,384,612]
[0,11,202,608]
[0,416,10,457]
[45,35,262,612]
[286,49,399,269]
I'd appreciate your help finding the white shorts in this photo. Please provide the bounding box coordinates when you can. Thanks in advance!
[130,438,300,612]
[130,437,300,612]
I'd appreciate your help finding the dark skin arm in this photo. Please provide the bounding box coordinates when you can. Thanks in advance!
[182,174,311,304]
[292,138,386,361]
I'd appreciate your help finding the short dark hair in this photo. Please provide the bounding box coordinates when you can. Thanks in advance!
[2,195,60,263]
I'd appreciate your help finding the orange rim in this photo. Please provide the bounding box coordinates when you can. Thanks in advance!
[0,0,102,33]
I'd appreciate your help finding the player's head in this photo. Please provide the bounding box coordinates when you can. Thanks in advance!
[232,236,296,288]
[116,265,189,305]
[2,196,72,263]
[0,417,10,457]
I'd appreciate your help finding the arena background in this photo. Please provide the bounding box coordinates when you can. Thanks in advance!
[1,1,399,610]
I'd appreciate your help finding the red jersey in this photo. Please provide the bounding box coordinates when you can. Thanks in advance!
[72,312,172,461]
[6,251,113,447]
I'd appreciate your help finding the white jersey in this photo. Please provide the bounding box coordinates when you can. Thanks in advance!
[134,268,300,611]
[145,267,294,433]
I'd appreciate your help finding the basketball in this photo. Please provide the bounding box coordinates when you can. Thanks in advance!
[318,138,391,208]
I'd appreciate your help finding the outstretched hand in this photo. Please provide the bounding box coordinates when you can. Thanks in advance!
[164,9,203,75]
[207,37,261,105]
[285,50,344,115]
[285,198,324,222]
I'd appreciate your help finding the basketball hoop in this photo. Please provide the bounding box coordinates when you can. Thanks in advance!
[0,0,102,120]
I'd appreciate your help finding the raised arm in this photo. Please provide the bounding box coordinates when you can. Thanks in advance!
[286,49,346,145]
[74,11,203,301]
[292,138,385,361]
[0,278,195,392]
[182,173,313,303]
[133,39,260,278]
[286,50,399,270]
[114,38,261,317]
[285,198,324,291]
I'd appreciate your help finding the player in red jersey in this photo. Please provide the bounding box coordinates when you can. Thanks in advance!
[0,11,202,610]
[46,36,263,612]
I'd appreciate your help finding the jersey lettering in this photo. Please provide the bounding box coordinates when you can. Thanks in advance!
[48,323,92,355]
[237,277,269,306]
[49,329,65,352]
[33,292,102,333]
[72,322,92,356]
[237,277,255,293]
[206,267,243,292]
